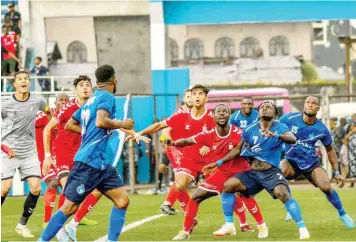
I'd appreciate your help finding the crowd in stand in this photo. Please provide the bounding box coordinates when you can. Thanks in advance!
[330,113,356,187]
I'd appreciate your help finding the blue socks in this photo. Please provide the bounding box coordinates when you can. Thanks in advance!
[39,210,68,241]
[325,189,346,217]
[221,193,236,223]
[284,198,305,228]
[107,207,127,242]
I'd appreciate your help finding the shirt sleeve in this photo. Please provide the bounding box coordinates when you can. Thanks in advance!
[229,112,237,125]
[321,127,333,146]
[279,114,289,124]
[192,130,211,146]
[97,93,115,114]
[72,108,81,123]
[17,12,22,20]
[278,123,290,134]
[165,111,182,129]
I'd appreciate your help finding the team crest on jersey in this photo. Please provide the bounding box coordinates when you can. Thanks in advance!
[308,133,315,140]
[212,145,217,150]
[185,124,190,130]
[228,143,233,150]
[202,124,208,132]
[76,184,85,195]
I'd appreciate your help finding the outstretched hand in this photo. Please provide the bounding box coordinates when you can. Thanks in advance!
[202,162,218,176]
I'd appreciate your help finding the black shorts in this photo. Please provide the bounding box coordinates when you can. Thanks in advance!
[161,154,170,166]
[283,159,323,187]
[64,162,124,204]
[235,166,289,199]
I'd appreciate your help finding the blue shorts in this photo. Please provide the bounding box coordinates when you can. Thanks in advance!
[64,161,124,204]
[235,166,289,199]
[283,159,323,187]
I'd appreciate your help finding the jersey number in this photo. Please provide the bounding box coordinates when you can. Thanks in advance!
[81,110,90,135]
[253,136,258,144]
[240,120,248,129]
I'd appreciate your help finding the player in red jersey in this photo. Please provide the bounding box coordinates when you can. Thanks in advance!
[167,104,265,240]
[42,76,98,240]
[159,88,193,215]
[36,93,69,228]
[132,84,215,231]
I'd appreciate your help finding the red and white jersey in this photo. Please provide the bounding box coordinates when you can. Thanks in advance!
[193,125,251,173]
[164,108,215,161]
[35,111,55,161]
[52,98,81,154]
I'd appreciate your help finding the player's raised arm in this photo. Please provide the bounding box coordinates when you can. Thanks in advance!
[96,109,134,130]
[138,121,167,136]
[43,118,58,154]
[171,137,196,148]
[262,129,297,144]
[65,117,82,134]
[220,141,243,163]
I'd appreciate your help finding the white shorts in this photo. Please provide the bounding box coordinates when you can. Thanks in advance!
[1,152,41,181]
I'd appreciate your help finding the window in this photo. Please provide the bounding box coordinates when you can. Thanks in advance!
[215,37,235,58]
[240,37,260,58]
[170,38,178,61]
[67,41,87,63]
[184,39,204,60]
[269,36,289,56]
[312,21,328,45]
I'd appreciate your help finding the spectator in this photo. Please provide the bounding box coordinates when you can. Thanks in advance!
[344,119,356,187]
[1,25,17,77]
[31,56,50,91]
[339,141,349,181]
[4,2,21,37]
[1,45,21,92]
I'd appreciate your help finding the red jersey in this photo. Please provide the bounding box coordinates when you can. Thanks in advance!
[193,125,251,173]
[1,34,16,60]
[165,108,215,162]
[52,98,81,154]
[35,111,56,161]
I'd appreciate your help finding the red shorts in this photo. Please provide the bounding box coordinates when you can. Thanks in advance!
[199,169,234,195]
[39,160,56,182]
[166,146,183,171]
[174,154,208,181]
[52,149,76,179]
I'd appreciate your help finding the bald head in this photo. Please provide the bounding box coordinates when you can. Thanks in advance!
[55,93,70,109]
[304,96,320,117]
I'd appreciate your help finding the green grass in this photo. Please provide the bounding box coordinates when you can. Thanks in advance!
[2,186,356,241]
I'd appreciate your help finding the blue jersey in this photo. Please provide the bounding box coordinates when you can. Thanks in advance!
[230,109,259,129]
[73,90,116,170]
[280,112,332,170]
[240,121,290,167]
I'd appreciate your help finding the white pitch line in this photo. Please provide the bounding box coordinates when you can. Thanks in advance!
[94,213,167,242]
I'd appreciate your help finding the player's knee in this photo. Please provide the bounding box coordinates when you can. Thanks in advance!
[91,189,103,198]
[274,187,290,203]
[30,185,42,195]
[158,164,167,173]
[1,189,10,197]
[47,179,58,190]
[191,193,204,204]
[223,180,240,193]
[319,181,332,193]
[175,180,187,191]
[60,201,79,216]
[114,195,130,209]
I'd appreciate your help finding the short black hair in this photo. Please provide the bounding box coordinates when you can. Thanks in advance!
[214,104,230,113]
[13,71,29,81]
[35,56,42,62]
[242,96,253,102]
[191,84,209,95]
[73,75,92,87]
[95,64,115,83]
[258,100,278,116]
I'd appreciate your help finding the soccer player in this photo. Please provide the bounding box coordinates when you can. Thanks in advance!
[167,104,264,240]
[280,96,355,229]
[38,64,135,242]
[36,93,69,228]
[159,88,193,215]
[216,101,311,240]
[230,96,259,129]
[132,85,215,231]
[42,76,99,240]
[1,71,48,238]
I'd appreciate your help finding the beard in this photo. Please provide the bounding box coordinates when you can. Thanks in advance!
[303,111,316,117]
[186,103,193,108]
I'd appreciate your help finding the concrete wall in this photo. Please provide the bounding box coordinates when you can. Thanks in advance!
[94,16,151,94]
[168,22,313,60]
[45,17,97,63]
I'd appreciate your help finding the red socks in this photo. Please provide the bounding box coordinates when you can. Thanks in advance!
[177,190,190,212]
[234,196,247,225]
[164,183,178,206]
[74,193,100,222]
[183,200,199,232]
[58,193,65,209]
[43,188,57,223]
[241,196,264,225]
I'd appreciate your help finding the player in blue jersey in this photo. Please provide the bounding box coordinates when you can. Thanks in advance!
[229,96,259,129]
[208,101,311,239]
[38,65,136,242]
[280,96,355,229]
